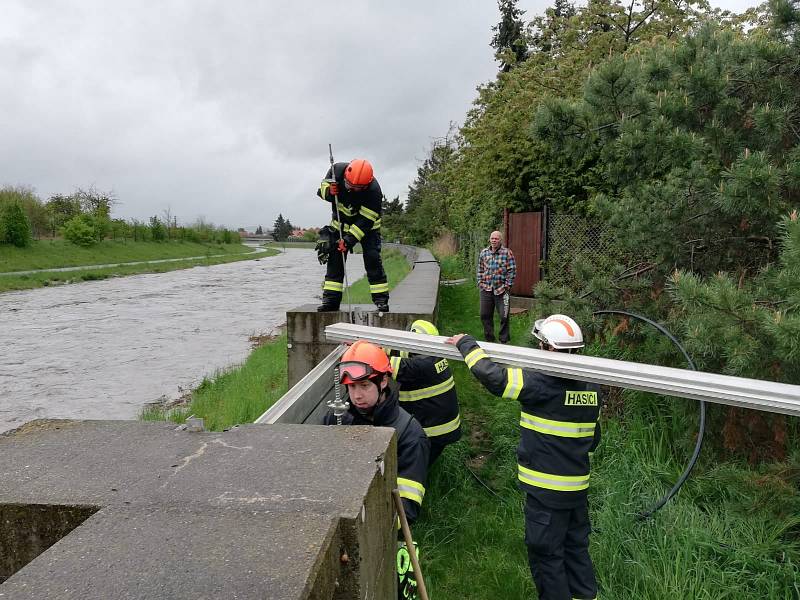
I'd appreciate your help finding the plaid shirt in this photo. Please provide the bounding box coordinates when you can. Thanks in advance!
[477,245,516,293]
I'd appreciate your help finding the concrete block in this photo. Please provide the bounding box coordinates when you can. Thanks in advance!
[0,420,397,599]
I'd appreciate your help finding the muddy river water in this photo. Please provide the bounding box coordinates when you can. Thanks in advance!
[0,249,365,434]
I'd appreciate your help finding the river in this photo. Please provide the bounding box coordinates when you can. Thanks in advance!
[0,249,365,434]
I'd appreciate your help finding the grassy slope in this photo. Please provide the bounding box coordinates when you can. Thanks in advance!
[141,249,411,428]
[0,239,251,272]
[0,241,272,294]
[415,257,800,599]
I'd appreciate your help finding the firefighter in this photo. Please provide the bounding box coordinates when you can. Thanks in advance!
[446,315,601,600]
[323,340,429,523]
[388,320,462,466]
[316,158,389,313]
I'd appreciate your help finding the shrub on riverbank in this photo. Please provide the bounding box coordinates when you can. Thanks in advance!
[0,202,32,248]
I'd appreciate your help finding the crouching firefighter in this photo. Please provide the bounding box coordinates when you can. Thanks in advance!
[323,340,429,600]
[316,158,389,313]
[446,315,601,600]
[389,320,462,466]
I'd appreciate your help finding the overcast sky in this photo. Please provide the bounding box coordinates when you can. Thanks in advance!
[2,0,758,229]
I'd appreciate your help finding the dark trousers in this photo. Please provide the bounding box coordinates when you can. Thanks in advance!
[479,289,510,343]
[524,494,597,600]
[322,231,388,307]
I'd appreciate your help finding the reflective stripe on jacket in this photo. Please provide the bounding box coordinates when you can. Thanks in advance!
[389,352,462,445]
[455,335,601,509]
[317,162,383,239]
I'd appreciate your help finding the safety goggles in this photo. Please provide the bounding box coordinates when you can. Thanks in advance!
[344,180,368,192]
[339,360,378,383]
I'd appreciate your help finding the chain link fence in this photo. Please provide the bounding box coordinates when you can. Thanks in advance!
[455,215,622,292]
[544,214,620,292]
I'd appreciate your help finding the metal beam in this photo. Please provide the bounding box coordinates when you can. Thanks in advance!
[325,323,800,417]
[255,345,345,424]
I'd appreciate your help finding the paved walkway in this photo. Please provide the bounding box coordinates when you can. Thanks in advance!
[0,247,268,276]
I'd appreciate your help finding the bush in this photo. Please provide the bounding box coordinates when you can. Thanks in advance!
[0,202,33,247]
[63,215,100,247]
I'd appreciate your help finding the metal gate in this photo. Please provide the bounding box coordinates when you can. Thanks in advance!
[503,209,543,297]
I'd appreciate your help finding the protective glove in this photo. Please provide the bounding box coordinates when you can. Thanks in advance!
[337,234,357,253]
[315,238,331,265]
[327,179,339,197]
[315,226,335,265]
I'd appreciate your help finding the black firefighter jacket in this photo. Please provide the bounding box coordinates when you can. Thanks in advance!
[388,352,462,446]
[455,335,601,509]
[323,380,430,523]
[317,162,383,244]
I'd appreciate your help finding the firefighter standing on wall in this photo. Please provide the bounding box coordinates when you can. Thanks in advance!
[316,159,389,313]
[446,315,601,600]
[388,320,462,466]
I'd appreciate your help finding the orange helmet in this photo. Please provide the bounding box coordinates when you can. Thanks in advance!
[339,340,392,384]
[344,159,374,189]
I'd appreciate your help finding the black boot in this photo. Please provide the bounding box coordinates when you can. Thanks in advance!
[317,301,340,312]
[375,301,389,313]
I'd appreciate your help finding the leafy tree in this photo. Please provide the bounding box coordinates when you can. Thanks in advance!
[403,129,459,245]
[46,194,81,237]
[302,228,318,242]
[256,225,263,235]
[0,186,48,239]
[491,0,529,71]
[0,201,33,247]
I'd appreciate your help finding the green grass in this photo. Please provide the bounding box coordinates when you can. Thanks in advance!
[0,247,277,293]
[0,239,251,272]
[412,262,800,599]
[141,334,290,430]
[140,249,411,428]
[344,250,410,303]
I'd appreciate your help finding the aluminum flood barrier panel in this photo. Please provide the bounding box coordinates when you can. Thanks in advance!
[256,345,345,425]
[325,323,800,417]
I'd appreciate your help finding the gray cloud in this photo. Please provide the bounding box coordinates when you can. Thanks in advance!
[1,0,755,228]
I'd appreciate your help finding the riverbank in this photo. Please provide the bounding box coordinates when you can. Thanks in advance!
[140,249,410,428]
[0,240,273,293]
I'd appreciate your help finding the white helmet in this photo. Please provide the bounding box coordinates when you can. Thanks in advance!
[532,314,584,350]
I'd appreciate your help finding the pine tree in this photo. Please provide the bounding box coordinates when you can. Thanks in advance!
[272,214,286,241]
[491,0,529,71]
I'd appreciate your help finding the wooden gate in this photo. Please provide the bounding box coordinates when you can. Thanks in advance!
[503,209,542,297]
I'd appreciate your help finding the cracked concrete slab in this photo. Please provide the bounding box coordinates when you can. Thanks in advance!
[0,420,397,599]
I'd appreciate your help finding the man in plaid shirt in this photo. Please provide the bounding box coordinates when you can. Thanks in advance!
[477,230,516,344]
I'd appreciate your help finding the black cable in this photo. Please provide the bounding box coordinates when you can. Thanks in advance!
[592,309,706,520]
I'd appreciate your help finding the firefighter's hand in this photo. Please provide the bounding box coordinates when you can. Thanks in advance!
[445,334,465,345]
[337,238,347,253]
[328,181,339,196]
[338,234,357,253]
